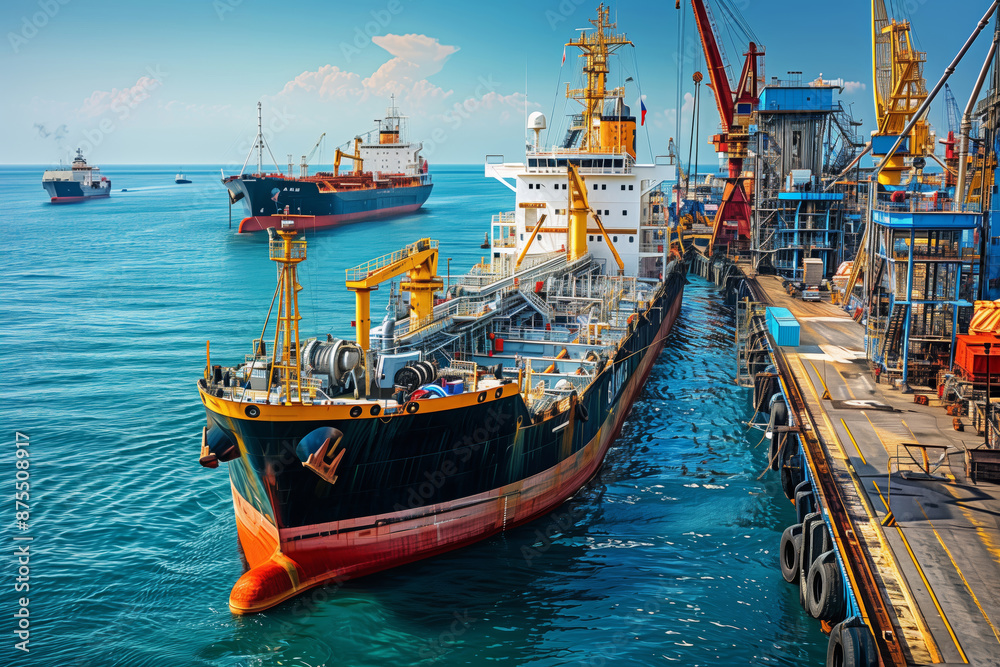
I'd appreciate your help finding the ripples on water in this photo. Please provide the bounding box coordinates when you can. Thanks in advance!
[0,166,825,666]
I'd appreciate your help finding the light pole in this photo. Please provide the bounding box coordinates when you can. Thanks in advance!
[447,258,452,297]
[986,341,993,448]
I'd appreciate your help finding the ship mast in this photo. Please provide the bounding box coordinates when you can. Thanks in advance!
[265,227,306,404]
[565,4,633,153]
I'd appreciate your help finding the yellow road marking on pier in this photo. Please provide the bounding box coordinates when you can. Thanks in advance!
[789,355,844,459]
[873,483,957,664]
[840,419,867,466]
[915,499,1000,646]
[833,366,857,399]
[808,359,832,400]
[940,485,1000,566]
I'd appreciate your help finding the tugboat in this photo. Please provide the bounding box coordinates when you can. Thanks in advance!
[222,99,432,233]
[41,149,111,203]
[175,170,192,184]
[197,4,684,614]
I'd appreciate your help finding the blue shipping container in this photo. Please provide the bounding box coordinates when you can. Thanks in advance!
[766,307,800,347]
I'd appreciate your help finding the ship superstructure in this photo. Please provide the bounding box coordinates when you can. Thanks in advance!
[41,149,111,203]
[197,4,684,614]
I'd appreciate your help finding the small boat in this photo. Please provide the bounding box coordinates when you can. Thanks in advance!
[175,171,192,184]
[121,189,128,192]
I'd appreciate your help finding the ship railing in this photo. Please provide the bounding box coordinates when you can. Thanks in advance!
[269,237,307,261]
[492,211,516,224]
[345,239,438,282]
[873,193,982,215]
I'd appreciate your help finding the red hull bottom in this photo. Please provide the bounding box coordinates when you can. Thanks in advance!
[50,194,110,204]
[228,290,683,613]
[237,203,424,233]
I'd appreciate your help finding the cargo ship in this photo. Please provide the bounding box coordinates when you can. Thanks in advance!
[197,4,684,614]
[223,101,432,233]
[41,149,111,203]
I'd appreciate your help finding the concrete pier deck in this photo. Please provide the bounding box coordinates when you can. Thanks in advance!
[749,272,1000,666]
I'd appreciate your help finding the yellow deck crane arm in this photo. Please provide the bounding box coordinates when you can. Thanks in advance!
[334,137,364,177]
[345,238,443,370]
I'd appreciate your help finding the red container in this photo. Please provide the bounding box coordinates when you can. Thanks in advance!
[494,337,504,353]
[955,334,1000,381]
[535,281,544,293]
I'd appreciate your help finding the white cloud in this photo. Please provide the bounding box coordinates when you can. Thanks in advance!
[843,80,866,94]
[370,33,458,77]
[77,76,163,117]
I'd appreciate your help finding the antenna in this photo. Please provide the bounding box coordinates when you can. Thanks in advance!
[256,101,263,175]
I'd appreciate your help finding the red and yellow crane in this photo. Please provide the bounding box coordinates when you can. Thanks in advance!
[686,0,763,250]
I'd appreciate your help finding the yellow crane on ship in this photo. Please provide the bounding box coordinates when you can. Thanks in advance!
[334,137,364,176]
[345,239,443,393]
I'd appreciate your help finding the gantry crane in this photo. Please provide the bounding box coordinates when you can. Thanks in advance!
[334,137,364,177]
[686,0,763,250]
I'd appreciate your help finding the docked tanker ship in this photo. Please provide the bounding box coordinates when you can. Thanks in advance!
[223,102,432,233]
[197,4,685,614]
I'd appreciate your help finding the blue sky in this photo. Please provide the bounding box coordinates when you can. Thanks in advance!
[1,0,994,167]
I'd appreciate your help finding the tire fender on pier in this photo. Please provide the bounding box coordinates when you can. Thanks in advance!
[806,549,845,622]
[779,523,804,584]
[826,616,878,667]
[798,513,828,608]
[794,489,816,524]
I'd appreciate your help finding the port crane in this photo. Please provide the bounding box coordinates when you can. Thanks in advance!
[685,0,763,250]
[871,0,932,186]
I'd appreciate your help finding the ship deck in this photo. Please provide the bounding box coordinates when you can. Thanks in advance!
[746,268,1000,666]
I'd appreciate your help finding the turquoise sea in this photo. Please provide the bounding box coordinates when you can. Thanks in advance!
[0,165,826,665]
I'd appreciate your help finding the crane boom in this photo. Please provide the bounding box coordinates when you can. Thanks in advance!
[690,0,733,129]
[686,0,762,245]
[305,133,326,164]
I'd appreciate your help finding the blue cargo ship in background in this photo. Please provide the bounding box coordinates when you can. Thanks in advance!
[223,101,432,233]
[41,149,111,203]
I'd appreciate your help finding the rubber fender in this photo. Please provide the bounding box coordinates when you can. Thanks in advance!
[770,398,788,428]
[768,431,781,471]
[798,512,823,607]
[827,616,878,667]
[779,523,804,584]
[576,401,589,422]
[807,550,845,622]
[795,490,816,524]
[780,459,798,500]
[781,453,804,500]
[800,515,831,608]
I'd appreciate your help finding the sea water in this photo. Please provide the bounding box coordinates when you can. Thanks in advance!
[0,165,826,666]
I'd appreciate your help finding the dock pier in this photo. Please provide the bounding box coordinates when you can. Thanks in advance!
[711,256,1000,666]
